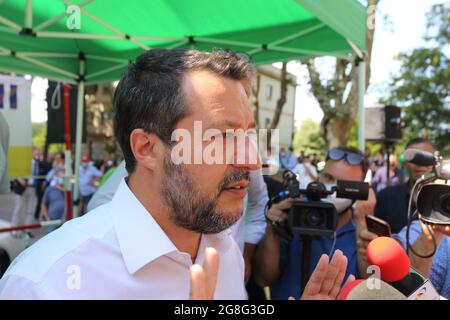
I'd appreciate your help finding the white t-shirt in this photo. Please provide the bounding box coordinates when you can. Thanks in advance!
[294,162,318,189]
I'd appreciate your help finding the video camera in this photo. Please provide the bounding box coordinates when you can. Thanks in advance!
[410,153,450,225]
[268,170,369,239]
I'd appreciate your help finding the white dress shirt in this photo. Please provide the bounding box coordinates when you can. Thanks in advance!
[293,163,318,189]
[0,180,247,299]
[88,161,268,253]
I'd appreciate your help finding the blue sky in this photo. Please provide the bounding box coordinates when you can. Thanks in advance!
[30,0,446,124]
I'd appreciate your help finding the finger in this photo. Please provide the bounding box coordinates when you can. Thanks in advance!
[268,209,288,222]
[329,254,348,299]
[320,250,344,295]
[189,264,207,300]
[203,247,219,299]
[359,229,379,242]
[302,254,329,298]
[273,199,294,211]
[343,274,356,288]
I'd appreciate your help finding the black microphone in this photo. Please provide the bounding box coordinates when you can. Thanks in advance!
[403,149,436,167]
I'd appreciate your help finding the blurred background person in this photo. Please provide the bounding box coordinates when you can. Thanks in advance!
[0,111,10,194]
[293,154,318,189]
[32,148,51,221]
[280,147,297,171]
[253,147,376,299]
[41,169,66,233]
[374,138,436,233]
[45,152,65,187]
[78,155,103,215]
[371,154,404,193]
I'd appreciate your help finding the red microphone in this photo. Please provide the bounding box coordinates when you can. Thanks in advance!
[365,236,410,282]
[365,236,440,299]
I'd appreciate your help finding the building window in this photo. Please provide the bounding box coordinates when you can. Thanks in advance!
[265,84,273,100]
[265,117,270,128]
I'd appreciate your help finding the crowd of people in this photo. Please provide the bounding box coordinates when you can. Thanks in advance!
[9,149,120,235]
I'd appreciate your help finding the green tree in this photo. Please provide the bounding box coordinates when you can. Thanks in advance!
[32,122,46,150]
[303,0,379,149]
[384,3,450,155]
[32,122,64,155]
[292,119,325,159]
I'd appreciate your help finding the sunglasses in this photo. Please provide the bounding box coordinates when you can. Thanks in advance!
[326,148,365,168]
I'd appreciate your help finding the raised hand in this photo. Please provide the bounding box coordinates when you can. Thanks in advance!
[189,247,219,300]
[299,250,355,300]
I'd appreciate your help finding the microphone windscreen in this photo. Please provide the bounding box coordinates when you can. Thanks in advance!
[346,280,407,300]
[403,149,435,166]
[339,279,365,300]
[366,237,411,282]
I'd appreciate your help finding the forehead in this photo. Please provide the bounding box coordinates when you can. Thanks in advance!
[180,70,253,129]
[322,160,363,181]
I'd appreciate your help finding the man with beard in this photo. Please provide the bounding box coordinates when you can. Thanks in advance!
[0,49,350,299]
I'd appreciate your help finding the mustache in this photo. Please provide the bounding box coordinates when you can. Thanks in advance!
[217,170,250,193]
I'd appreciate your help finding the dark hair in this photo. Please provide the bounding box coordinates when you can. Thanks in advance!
[406,137,435,150]
[113,48,254,173]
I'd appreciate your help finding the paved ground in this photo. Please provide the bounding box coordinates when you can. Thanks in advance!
[0,192,48,240]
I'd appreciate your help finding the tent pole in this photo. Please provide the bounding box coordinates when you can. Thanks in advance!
[73,59,85,218]
[357,59,366,152]
[25,0,33,29]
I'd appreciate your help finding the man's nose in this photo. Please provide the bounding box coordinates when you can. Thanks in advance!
[231,135,261,171]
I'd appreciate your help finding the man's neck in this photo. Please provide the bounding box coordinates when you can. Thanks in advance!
[127,172,202,260]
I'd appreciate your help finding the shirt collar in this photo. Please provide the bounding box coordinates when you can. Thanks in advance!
[110,179,233,274]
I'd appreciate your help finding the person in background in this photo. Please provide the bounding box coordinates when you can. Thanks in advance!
[45,152,65,187]
[11,153,38,232]
[280,147,297,171]
[32,149,51,220]
[10,178,28,238]
[393,219,450,299]
[374,138,436,234]
[253,147,377,299]
[310,153,318,170]
[41,169,66,232]
[293,154,318,189]
[371,154,404,193]
[0,111,10,194]
[78,155,103,215]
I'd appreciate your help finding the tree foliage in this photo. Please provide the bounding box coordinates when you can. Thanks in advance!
[384,3,450,155]
[292,119,325,159]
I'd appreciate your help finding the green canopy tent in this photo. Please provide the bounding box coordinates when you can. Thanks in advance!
[0,0,367,216]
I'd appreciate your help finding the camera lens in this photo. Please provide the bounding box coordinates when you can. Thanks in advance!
[306,210,324,227]
[440,194,450,216]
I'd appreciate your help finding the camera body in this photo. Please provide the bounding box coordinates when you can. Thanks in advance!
[415,157,450,225]
[270,171,369,239]
[289,198,338,237]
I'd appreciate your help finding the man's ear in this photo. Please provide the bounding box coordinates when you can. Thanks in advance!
[129,128,161,171]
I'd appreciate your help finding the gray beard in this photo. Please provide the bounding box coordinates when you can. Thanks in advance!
[160,153,249,234]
